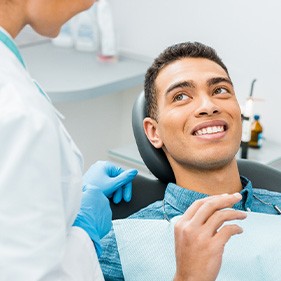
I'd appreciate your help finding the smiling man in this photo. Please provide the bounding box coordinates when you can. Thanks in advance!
[143,52,242,195]
[99,42,281,281]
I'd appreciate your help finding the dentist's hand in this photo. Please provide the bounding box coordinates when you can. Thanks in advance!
[83,161,138,204]
[173,193,247,281]
[73,185,112,257]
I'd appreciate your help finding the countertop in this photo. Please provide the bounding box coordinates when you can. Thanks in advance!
[20,42,151,102]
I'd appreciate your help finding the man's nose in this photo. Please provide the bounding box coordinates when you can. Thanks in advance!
[194,95,220,117]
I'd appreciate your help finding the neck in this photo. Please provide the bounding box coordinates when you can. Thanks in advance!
[0,2,26,38]
[173,159,242,195]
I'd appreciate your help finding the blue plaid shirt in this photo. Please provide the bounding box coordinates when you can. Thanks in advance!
[99,177,281,281]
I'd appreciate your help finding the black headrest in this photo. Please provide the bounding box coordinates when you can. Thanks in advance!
[132,91,175,183]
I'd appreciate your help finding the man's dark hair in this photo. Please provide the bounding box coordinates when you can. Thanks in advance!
[144,42,229,120]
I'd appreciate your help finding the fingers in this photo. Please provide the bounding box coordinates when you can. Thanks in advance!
[206,208,247,235]
[113,169,138,188]
[189,193,243,227]
[180,195,219,221]
[216,223,244,242]
[102,166,137,198]
[123,181,133,202]
[106,162,124,177]
[112,188,122,204]
[108,168,137,203]
[112,182,133,204]
[83,161,137,203]
[177,193,246,239]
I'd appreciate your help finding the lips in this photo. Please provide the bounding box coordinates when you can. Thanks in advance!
[192,120,228,136]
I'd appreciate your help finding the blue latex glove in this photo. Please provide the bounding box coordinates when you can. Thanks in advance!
[83,161,138,204]
[73,185,111,257]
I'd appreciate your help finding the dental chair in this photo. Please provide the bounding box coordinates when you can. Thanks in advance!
[110,92,281,219]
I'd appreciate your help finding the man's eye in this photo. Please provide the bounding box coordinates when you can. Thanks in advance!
[173,93,189,102]
[214,87,229,95]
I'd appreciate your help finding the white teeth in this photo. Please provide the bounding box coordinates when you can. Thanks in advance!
[195,126,224,136]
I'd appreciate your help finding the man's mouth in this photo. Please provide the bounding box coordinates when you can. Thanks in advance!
[194,125,225,136]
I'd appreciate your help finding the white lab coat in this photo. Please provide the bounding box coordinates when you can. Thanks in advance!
[0,29,104,281]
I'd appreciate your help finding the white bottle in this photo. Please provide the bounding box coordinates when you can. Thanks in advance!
[52,20,74,48]
[241,98,254,143]
[96,0,117,61]
[74,6,99,52]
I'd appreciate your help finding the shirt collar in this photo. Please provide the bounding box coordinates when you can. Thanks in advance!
[237,176,253,210]
[165,176,253,214]
[0,26,25,67]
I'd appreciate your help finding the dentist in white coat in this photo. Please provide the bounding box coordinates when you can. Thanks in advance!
[0,0,137,280]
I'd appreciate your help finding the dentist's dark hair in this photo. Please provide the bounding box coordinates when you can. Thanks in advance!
[144,42,229,120]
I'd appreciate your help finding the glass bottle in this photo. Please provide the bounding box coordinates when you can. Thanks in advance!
[249,114,263,148]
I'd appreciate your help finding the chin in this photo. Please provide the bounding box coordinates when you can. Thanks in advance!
[189,154,236,171]
[48,32,60,39]
[203,158,234,170]
[201,145,239,170]
[44,29,60,38]
[31,25,60,38]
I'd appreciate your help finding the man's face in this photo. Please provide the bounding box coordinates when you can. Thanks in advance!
[144,58,242,172]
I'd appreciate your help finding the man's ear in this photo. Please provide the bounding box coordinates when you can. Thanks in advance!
[143,117,163,149]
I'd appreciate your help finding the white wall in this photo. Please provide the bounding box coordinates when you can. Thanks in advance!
[110,0,281,145]
[55,85,142,171]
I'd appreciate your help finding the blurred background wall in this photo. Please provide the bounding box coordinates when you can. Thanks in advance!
[110,0,281,144]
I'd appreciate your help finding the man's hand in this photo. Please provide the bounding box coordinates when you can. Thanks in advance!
[173,193,247,281]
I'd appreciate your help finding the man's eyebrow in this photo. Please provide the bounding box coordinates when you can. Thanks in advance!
[207,77,233,87]
[165,81,195,95]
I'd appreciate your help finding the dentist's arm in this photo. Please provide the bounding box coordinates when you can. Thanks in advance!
[173,193,247,281]
[74,161,138,256]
